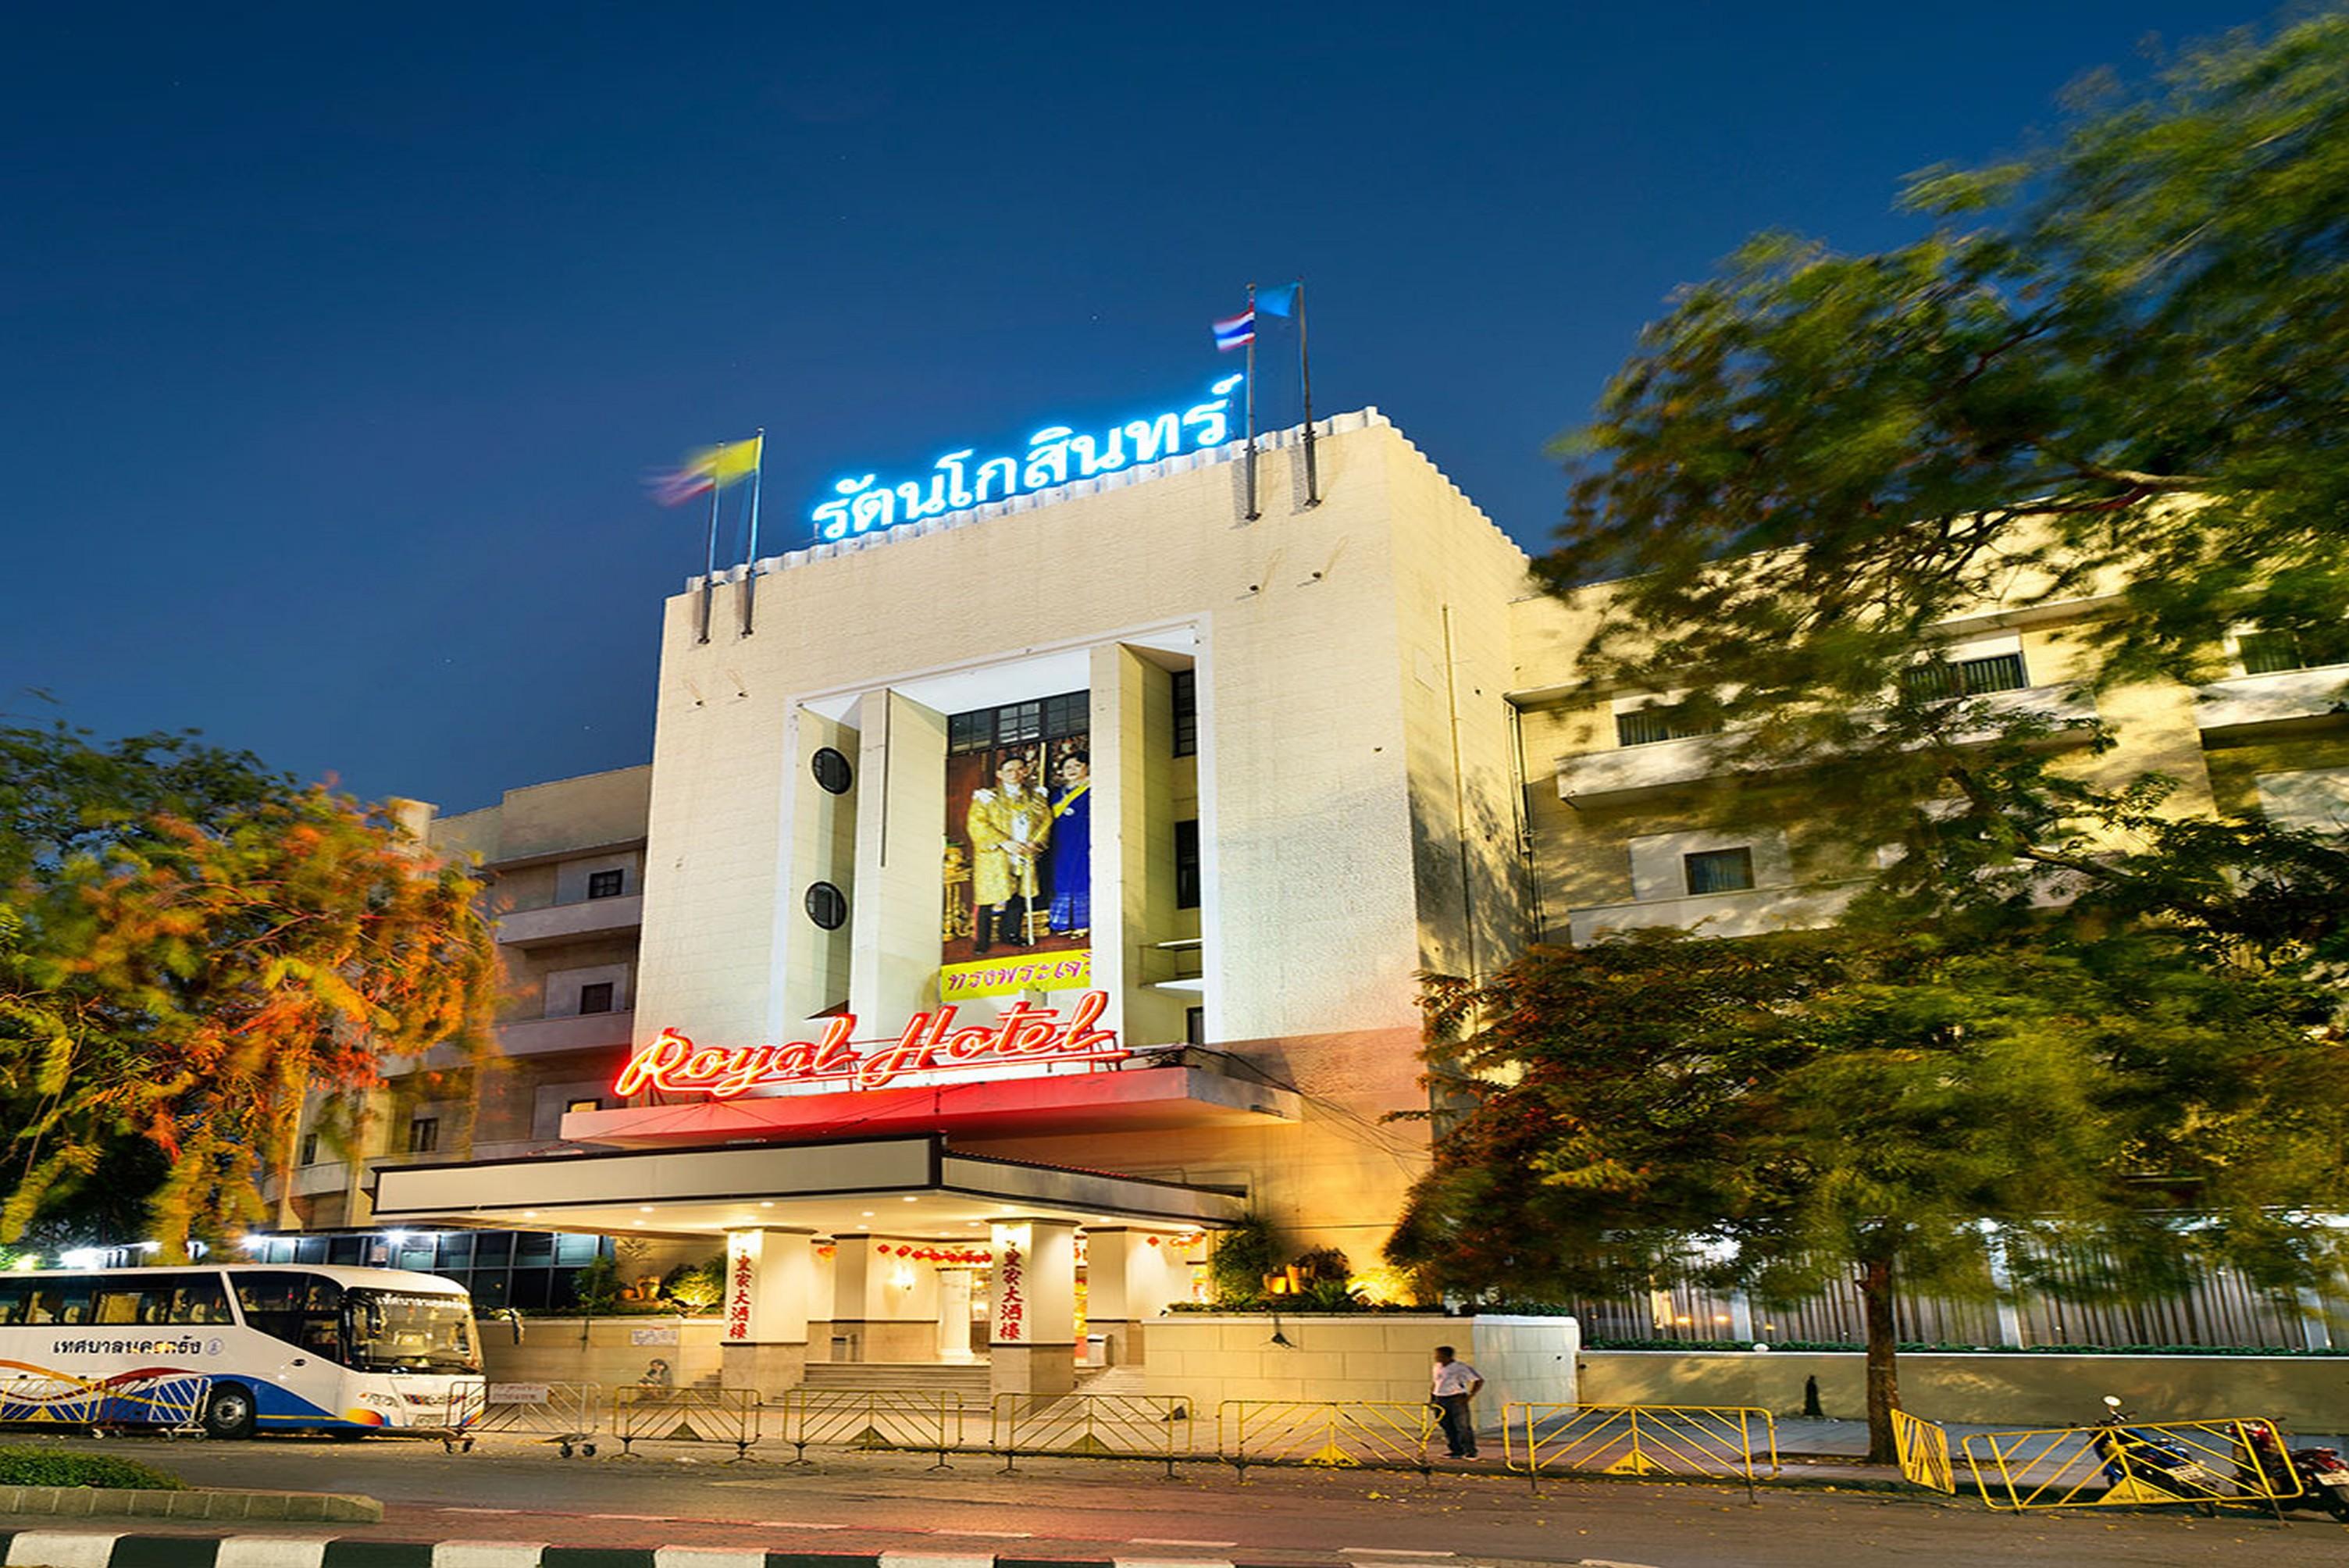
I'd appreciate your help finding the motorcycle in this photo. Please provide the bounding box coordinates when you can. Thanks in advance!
[2233,1418,2349,1521]
[2091,1396,2227,1512]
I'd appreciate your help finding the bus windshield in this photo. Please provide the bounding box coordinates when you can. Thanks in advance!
[343,1289,479,1374]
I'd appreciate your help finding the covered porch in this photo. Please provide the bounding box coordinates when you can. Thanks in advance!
[369,1133,1239,1395]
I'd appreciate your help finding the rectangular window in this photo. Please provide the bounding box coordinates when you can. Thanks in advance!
[1041,691,1088,739]
[577,982,615,1015]
[1174,819,1201,909]
[2237,626,2349,675]
[946,692,1090,754]
[407,1116,440,1154]
[1684,846,1756,896]
[1171,669,1198,757]
[586,869,624,899]
[298,1131,319,1166]
[1614,706,1723,747]
[565,1097,602,1114]
[1185,1006,1205,1047]
[1901,651,2028,702]
[996,700,1042,744]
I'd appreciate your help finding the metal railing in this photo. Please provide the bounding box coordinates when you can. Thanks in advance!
[1217,1399,1441,1477]
[611,1385,762,1459]
[773,1388,964,1466]
[991,1392,1196,1477]
[1891,1409,1955,1494]
[1962,1417,2292,1514]
[2,1371,212,1434]
[1502,1402,1779,1501]
[478,1381,601,1456]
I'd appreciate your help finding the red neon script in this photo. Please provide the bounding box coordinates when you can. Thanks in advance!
[612,990,1123,1099]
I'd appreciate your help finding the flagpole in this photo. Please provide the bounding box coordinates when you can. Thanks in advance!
[739,429,765,638]
[1244,281,1260,521]
[1297,280,1319,507]
[698,464,722,645]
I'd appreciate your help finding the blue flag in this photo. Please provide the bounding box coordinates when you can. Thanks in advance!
[1256,282,1298,317]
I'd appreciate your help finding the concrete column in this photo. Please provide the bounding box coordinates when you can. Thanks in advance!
[1089,643,1186,1046]
[937,1269,976,1361]
[1080,1227,1185,1367]
[718,1228,815,1395]
[989,1218,1078,1395]
[828,1235,873,1362]
[850,689,950,1021]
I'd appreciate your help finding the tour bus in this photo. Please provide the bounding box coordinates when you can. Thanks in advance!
[0,1263,484,1439]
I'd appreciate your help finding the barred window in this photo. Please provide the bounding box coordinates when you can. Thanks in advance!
[2238,626,2349,675]
[1175,819,1201,908]
[1901,651,2028,703]
[1615,706,1723,747]
[1171,669,1197,757]
[948,692,1089,754]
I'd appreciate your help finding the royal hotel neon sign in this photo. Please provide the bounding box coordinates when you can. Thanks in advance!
[612,990,1125,1099]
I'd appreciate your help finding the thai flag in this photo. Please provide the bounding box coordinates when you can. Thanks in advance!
[1213,308,1255,352]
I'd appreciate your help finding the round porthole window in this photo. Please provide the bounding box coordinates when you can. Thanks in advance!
[811,747,853,794]
[805,881,848,930]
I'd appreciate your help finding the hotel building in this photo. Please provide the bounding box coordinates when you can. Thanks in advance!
[275,390,2349,1391]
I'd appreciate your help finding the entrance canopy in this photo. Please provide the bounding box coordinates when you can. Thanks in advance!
[369,1132,1245,1241]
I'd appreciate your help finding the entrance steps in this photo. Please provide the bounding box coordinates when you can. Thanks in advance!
[800,1362,992,1395]
[1076,1366,1148,1395]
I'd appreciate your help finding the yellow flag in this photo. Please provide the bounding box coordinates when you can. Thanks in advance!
[654,434,763,506]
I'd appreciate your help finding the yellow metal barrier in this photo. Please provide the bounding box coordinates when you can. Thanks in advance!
[479,1381,601,1456]
[1502,1402,1778,1501]
[775,1388,964,1466]
[992,1392,1196,1476]
[1892,1409,1955,1494]
[611,1385,763,1459]
[1217,1399,1441,1477]
[1962,1417,2291,1515]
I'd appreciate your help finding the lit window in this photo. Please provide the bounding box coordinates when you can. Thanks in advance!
[586,869,624,900]
[1901,651,2028,702]
[407,1117,440,1155]
[565,1098,601,1115]
[578,982,615,1015]
[1683,847,1756,896]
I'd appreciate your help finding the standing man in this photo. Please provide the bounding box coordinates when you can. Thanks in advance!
[967,754,1050,953]
[1431,1345,1483,1459]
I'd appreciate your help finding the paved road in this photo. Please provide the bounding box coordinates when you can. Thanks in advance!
[12,1432,2349,1567]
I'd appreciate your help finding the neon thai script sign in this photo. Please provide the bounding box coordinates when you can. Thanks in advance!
[812,375,1244,542]
[612,989,1124,1099]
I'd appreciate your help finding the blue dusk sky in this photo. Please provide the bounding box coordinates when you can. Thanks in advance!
[0,2,2283,812]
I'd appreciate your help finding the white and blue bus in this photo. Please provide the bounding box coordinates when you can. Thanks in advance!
[0,1263,484,1439]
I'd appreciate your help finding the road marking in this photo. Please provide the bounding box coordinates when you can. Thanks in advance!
[438,1506,522,1514]
[753,1520,849,1530]
[589,1513,681,1520]
[1130,1541,1239,1549]
[1343,1553,1457,1559]
[929,1531,1035,1539]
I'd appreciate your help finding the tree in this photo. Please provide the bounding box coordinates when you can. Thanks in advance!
[1390,922,2349,1462]
[660,1256,725,1313]
[1549,13,2349,725]
[0,722,500,1256]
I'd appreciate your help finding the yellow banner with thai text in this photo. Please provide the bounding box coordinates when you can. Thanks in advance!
[940,949,1093,1000]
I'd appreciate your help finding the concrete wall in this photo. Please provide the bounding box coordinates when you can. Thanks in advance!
[1139,1313,1575,1411]
[1578,1349,2349,1430]
[478,1316,725,1392]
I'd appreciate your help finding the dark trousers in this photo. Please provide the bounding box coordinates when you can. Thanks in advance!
[1435,1393,1477,1456]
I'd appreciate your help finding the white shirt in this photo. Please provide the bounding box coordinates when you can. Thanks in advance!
[1432,1360,1480,1396]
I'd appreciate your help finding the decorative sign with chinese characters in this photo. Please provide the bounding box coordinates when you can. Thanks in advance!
[612,991,1124,1100]
[995,1241,1026,1343]
[811,376,1245,542]
[725,1235,755,1343]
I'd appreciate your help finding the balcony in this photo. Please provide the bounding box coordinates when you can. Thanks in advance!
[495,1010,636,1059]
[2193,666,2349,736]
[1567,879,1870,945]
[1555,686,2098,807]
[494,893,643,950]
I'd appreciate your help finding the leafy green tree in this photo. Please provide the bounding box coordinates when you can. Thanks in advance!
[0,722,500,1256]
[1391,924,2349,1463]
[660,1256,725,1313]
[1549,13,2349,777]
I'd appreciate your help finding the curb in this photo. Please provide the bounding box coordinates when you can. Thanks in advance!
[0,1486,383,1523]
[0,1546,1349,1568]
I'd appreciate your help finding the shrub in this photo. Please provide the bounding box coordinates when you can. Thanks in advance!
[0,1446,184,1490]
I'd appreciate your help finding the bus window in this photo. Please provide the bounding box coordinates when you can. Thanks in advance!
[29,1280,93,1324]
[93,1285,145,1324]
[234,1273,343,1359]
[168,1275,231,1324]
[0,1282,27,1324]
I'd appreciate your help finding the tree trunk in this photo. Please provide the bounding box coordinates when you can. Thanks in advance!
[1859,1253,1902,1466]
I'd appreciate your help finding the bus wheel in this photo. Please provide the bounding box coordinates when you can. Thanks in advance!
[201,1385,258,1441]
